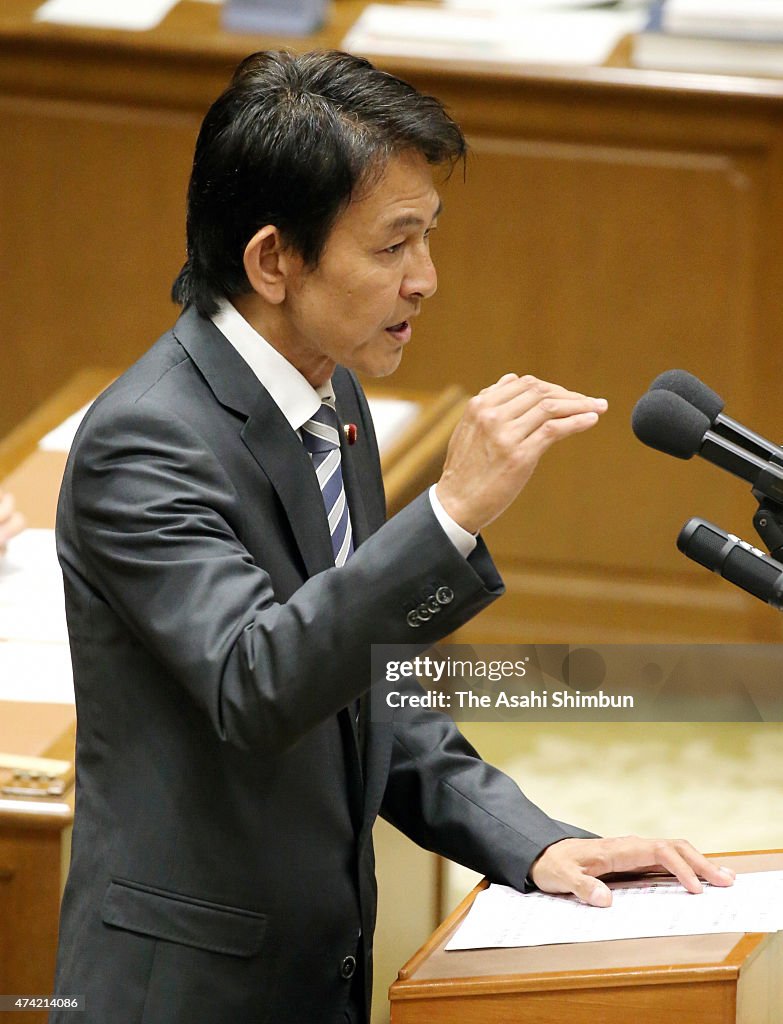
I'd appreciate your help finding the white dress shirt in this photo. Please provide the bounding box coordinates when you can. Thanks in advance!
[211,300,476,557]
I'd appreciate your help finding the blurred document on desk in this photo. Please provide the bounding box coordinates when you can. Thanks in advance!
[38,401,92,454]
[35,0,179,31]
[0,530,67,645]
[446,872,783,950]
[368,398,419,453]
[446,0,641,10]
[343,3,646,64]
[0,640,74,704]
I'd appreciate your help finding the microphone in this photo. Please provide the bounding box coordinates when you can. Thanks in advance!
[648,369,783,464]
[631,389,783,505]
[677,517,783,610]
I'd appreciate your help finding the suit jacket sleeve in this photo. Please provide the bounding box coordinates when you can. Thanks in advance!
[380,701,597,891]
[60,396,504,758]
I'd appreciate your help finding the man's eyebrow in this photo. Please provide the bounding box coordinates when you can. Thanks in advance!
[384,199,443,234]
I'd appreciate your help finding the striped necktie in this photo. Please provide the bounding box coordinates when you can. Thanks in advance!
[301,402,354,567]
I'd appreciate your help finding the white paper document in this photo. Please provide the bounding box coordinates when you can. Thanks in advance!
[367,397,420,454]
[0,641,74,705]
[38,401,93,453]
[344,4,646,66]
[446,872,783,950]
[446,0,641,10]
[0,530,68,645]
[34,0,179,31]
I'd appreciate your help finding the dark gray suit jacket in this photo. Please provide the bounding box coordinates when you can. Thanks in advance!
[51,308,583,1024]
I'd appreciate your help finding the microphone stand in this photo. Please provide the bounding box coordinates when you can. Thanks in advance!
[753,453,783,560]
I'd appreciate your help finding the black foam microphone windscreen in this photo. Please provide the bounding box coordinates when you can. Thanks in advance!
[648,369,724,421]
[647,368,783,465]
[631,389,711,460]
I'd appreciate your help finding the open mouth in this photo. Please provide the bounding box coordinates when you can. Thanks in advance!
[385,320,410,339]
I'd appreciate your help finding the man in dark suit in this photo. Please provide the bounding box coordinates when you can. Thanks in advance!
[51,50,732,1024]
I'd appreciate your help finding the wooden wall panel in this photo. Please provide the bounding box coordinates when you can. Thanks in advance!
[384,77,783,642]
[0,96,201,436]
[412,138,755,572]
[2,1,783,641]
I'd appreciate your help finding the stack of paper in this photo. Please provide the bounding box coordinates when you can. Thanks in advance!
[633,0,783,76]
[34,0,180,31]
[446,872,783,950]
[343,3,647,66]
[0,530,74,704]
[661,1,783,42]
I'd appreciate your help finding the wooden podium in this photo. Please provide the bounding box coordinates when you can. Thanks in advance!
[0,707,75,1016]
[390,851,783,1024]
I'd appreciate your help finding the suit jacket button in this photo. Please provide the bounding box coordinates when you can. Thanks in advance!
[435,586,454,605]
[340,955,357,980]
[406,610,421,628]
[417,605,432,621]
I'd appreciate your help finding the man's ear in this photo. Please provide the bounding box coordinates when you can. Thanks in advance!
[243,225,299,305]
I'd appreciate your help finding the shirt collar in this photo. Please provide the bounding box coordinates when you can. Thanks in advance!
[211,300,334,431]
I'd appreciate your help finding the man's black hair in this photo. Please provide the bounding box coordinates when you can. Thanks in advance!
[171,49,467,317]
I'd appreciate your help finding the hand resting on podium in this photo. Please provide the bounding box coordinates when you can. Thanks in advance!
[530,835,736,908]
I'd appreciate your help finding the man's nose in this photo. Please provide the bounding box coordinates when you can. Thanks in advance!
[402,248,437,301]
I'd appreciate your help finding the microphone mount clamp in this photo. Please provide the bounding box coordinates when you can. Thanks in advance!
[753,447,783,560]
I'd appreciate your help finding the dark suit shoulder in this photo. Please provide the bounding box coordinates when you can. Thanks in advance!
[73,330,189,435]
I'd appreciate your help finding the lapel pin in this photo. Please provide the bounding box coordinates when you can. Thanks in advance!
[344,423,358,446]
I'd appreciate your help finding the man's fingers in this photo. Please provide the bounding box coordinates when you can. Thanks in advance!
[479,372,519,395]
[561,870,614,907]
[584,878,613,908]
[466,389,605,454]
[678,840,736,887]
[520,410,602,457]
[508,395,606,436]
[478,373,606,411]
[480,389,605,436]
[438,374,607,534]
[530,837,736,911]
[650,843,703,894]
[602,837,736,892]
[468,374,607,447]
[644,840,735,891]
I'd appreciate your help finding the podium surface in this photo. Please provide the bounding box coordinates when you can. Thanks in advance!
[390,851,783,1024]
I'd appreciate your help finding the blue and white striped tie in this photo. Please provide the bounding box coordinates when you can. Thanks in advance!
[301,402,354,567]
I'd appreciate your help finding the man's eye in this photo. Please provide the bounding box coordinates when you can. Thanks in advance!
[383,242,403,254]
